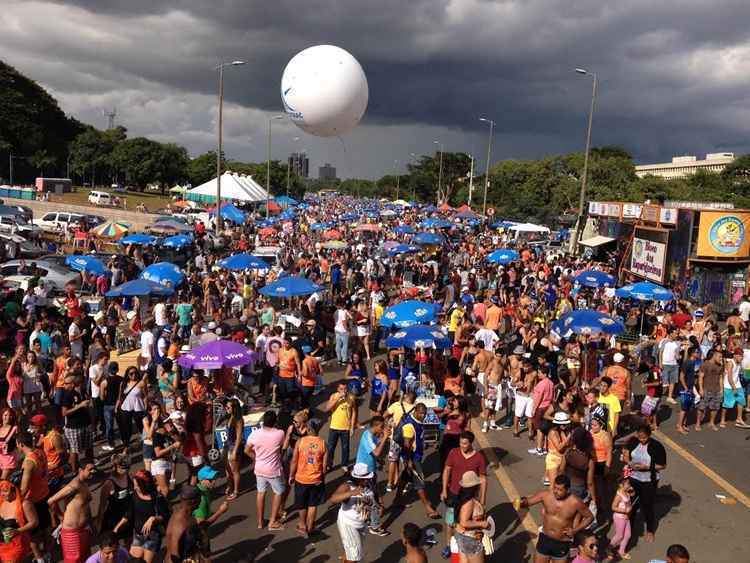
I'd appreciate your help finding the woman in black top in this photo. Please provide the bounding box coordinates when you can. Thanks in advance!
[96,452,133,540]
[114,470,170,562]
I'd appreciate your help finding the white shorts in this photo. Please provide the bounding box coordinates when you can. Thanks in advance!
[356,326,370,337]
[514,394,534,418]
[475,373,486,397]
[150,459,172,476]
[337,513,366,561]
[484,384,500,411]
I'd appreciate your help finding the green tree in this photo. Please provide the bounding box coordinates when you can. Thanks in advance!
[111,137,188,191]
[187,151,224,187]
[29,149,56,176]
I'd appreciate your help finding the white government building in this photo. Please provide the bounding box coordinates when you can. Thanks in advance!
[634,152,735,179]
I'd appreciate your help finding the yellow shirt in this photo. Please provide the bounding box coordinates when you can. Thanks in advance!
[387,401,414,427]
[449,308,464,333]
[330,396,353,431]
[373,303,384,326]
[597,394,622,432]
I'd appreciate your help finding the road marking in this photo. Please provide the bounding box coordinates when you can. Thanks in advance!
[655,430,750,509]
[471,420,540,537]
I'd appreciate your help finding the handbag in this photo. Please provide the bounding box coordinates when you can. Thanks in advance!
[641,395,659,416]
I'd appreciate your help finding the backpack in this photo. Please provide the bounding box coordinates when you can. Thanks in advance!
[391,402,416,446]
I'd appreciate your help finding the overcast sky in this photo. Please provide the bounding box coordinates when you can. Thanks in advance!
[2,0,750,179]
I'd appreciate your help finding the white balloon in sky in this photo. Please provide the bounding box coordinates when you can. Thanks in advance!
[281,45,369,137]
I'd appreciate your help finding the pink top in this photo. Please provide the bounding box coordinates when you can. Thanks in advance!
[6,363,23,401]
[532,377,554,410]
[246,427,285,478]
[571,557,594,563]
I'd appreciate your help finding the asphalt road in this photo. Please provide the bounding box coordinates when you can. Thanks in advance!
[81,360,748,562]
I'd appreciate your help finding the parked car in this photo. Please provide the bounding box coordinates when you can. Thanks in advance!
[253,245,282,267]
[33,211,86,233]
[0,260,80,292]
[88,190,113,206]
[0,233,45,259]
[0,214,41,238]
[173,207,207,225]
[82,214,106,228]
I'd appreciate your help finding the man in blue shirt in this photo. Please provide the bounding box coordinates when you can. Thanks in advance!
[354,415,390,536]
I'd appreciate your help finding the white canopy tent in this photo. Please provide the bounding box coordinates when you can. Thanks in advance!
[509,222,550,233]
[186,172,269,203]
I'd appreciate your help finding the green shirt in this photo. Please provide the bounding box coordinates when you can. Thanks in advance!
[176,303,193,327]
[192,484,212,521]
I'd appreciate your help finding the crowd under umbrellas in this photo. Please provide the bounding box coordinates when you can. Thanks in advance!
[0,191,720,563]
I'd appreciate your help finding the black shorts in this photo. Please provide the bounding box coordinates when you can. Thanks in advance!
[536,531,572,560]
[594,461,607,476]
[369,394,386,413]
[295,481,326,508]
[33,499,51,532]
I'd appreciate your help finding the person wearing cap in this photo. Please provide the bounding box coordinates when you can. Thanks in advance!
[453,470,491,562]
[288,418,327,538]
[599,352,632,414]
[164,484,203,563]
[192,466,229,525]
[330,462,378,563]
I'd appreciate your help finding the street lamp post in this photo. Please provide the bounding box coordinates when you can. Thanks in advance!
[215,60,246,233]
[266,115,284,218]
[569,68,598,254]
[393,160,400,200]
[433,140,443,206]
[479,117,495,217]
[286,136,300,197]
[409,153,418,201]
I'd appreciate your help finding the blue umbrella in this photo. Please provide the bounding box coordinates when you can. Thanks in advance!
[65,255,106,276]
[574,270,616,288]
[339,213,359,222]
[413,232,446,246]
[310,222,333,231]
[615,281,673,301]
[217,253,270,271]
[105,279,174,297]
[256,219,277,228]
[210,203,246,224]
[273,195,298,208]
[490,220,516,229]
[419,218,453,229]
[388,244,421,256]
[120,233,158,246]
[422,204,438,213]
[380,300,439,328]
[386,324,451,349]
[551,310,625,336]
[150,219,192,232]
[486,249,520,264]
[259,276,323,297]
[140,262,186,287]
[393,225,416,235]
[161,234,193,248]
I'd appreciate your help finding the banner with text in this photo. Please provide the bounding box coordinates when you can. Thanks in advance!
[631,234,667,282]
[696,211,750,258]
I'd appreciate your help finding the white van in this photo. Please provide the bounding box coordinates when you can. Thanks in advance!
[88,191,112,206]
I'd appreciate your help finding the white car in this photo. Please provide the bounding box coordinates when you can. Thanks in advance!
[88,190,113,206]
[173,207,207,225]
[0,215,41,238]
[0,260,80,292]
[33,211,85,233]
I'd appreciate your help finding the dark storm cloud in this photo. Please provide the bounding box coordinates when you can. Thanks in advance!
[7,0,750,176]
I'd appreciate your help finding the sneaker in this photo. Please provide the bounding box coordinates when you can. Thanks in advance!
[489,421,499,430]
[527,447,540,455]
[666,397,677,404]
[482,422,489,433]
[101,444,114,452]
[441,546,451,559]
[369,527,390,537]
[543,478,550,486]
[385,484,393,493]
[539,449,548,456]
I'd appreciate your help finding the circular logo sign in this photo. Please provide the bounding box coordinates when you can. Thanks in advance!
[709,215,745,254]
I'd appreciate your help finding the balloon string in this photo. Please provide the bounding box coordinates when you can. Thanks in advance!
[337,135,353,181]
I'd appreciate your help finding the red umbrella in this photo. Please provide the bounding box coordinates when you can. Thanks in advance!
[322,229,342,240]
[259,227,276,238]
[354,223,383,232]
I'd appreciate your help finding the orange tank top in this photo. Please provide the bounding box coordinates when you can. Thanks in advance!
[25,450,49,502]
[279,349,298,378]
[43,431,64,477]
[592,430,609,463]
[294,436,326,485]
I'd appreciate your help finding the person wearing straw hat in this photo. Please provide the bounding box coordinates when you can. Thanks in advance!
[453,470,491,563]
[544,411,572,488]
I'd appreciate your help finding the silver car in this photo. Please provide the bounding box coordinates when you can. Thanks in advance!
[0,260,80,292]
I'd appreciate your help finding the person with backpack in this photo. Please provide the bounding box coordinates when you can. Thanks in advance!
[384,391,416,492]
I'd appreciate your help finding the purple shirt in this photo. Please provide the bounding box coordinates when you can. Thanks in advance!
[246,427,285,478]
[86,547,129,563]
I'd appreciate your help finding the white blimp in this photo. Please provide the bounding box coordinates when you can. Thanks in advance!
[280,45,369,137]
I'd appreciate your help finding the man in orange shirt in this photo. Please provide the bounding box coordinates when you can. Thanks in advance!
[597,352,632,412]
[301,353,321,408]
[485,296,503,333]
[288,419,327,538]
[50,344,72,418]
[278,338,302,404]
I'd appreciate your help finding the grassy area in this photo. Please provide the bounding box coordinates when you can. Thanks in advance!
[48,187,173,213]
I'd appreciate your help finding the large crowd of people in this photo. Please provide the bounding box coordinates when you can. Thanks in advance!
[0,193,734,562]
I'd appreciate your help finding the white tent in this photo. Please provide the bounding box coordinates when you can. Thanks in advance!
[509,222,550,233]
[186,172,269,203]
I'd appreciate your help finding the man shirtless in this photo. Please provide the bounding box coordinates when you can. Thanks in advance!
[513,357,538,437]
[471,340,493,402]
[481,349,505,431]
[517,474,593,563]
[164,485,203,563]
[48,462,95,563]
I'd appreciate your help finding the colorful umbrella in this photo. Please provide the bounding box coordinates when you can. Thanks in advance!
[178,339,254,370]
[217,253,270,270]
[140,262,186,287]
[386,324,451,349]
[574,270,616,288]
[65,255,106,276]
[259,276,323,297]
[91,221,129,239]
[380,300,439,328]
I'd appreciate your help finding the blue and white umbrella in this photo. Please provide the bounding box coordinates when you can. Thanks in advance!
[217,253,270,271]
[65,255,106,276]
[388,244,421,256]
[140,262,186,287]
[310,222,334,231]
[105,279,174,297]
[120,233,158,246]
[419,218,452,229]
[259,276,323,297]
[551,310,625,336]
[386,324,451,349]
[380,300,439,328]
[486,249,520,264]
[615,281,673,301]
[574,270,616,288]
[393,225,416,235]
[413,232,446,246]
[161,234,193,248]
[210,203,246,224]
[339,213,359,222]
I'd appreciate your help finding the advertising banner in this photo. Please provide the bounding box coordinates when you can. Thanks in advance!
[631,235,667,282]
[696,212,750,258]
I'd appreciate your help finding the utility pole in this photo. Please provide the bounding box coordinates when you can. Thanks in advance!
[468,154,475,207]
[479,117,495,217]
[433,141,443,205]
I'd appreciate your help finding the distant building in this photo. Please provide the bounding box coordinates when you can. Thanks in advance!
[288,152,309,178]
[319,163,337,181]
[635,152,735,179]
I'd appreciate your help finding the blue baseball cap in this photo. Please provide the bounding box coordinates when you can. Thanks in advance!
[197,466,219,481]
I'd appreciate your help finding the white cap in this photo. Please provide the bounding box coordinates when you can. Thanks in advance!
[207,321,217,330]
[613,352,624,363]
